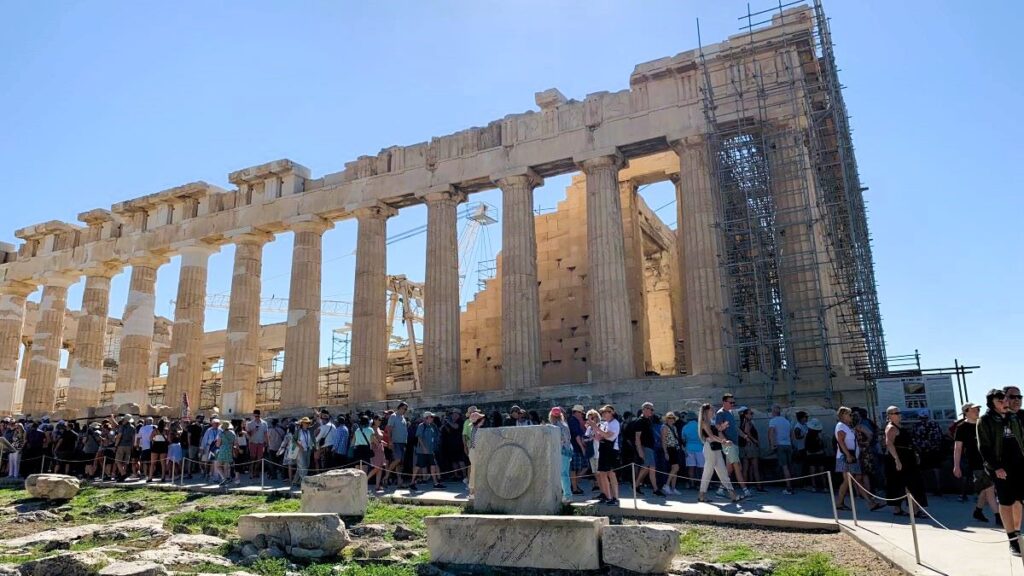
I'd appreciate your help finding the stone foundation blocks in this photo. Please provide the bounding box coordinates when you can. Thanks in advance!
[300,468,368,517]
[425,515,606,570]
[471,425,561,515]
[238,512,351,558]
[601,523,679,573]
[25,473,80,500]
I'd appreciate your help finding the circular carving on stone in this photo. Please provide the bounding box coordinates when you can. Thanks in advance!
[486,443,533,500]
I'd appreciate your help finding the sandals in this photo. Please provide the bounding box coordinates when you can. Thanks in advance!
[836,504,851,511]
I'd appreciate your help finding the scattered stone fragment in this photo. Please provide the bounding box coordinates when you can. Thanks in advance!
[349,541,393,559]
[14,510,61,523]
[165,533,227,551]
[392,525,417,541]
[238,513,350,558]
[95,501,144,515]
[733,560,774,576]
[97,561,170,576]
[24,474,80,500]
[18,550,110,576]
[348,524,388,539]
[136,546,234,568]
[683,562,738,576]
[40,540,70,552]
[601,523,678,573]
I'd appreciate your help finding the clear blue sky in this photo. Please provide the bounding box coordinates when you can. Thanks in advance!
[1,1,1019,403]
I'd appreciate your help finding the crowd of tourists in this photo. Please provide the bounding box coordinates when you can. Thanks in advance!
[2,386,1023,556]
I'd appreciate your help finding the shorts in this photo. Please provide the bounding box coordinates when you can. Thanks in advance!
[391,443,406,462]
[973,469,994,493]
[642,447,657,467]
[685,451,705,468]
[722,443,741,465]
[776,446,794,468]
[115,446,132,465]
[835,455,862,475]
[353,445,373,464]
[597,443,620,473]
[416,453,436,468]
[140,449,151,462]
[570,451,587,472]
[994,472,1024,506]
[740,445,760,460]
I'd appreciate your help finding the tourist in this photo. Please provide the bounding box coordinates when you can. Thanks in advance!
[410,412,443,491]
[314,409,337,471]
[148,420,169,483]
[792,411,809,481]
[368,414,387,493]
[953,402,999,523]
[81,422,101,479]
[214,420,239,486]
[185,415,204,479]
[738,408,764,492]
[505,406,531,427]
[441,409,466,481]
[134,417,154,478]
[51,421,76,475]
[631,402,662,496]
[6,422,24,478]
[547,407,573,502]
[466,409,485,497]
[235,421,250,477]
[332,415,351,470]
[167,426,183,481]
[767,405,794,495]
[852,411,878,499]
[661,411,683,495]
[698,402,739,503]
[247,410,268,477]
[715,394,750,499]
[912,409,944,496]
[568,405,588,495]
[294,417,314,484]
[804,418,828,492]
[977,388,1024,557]
[584,409,601,481]
[883,406,927,517]
[279,422,297,484]
[681,411,703,490]
[113,415,136,481]
[834,406,885,512]
[352,414,374,472]
[591,405,621,506]
[387,403,410,487]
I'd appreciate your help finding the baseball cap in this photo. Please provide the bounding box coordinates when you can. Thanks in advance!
[572,404,585,414]
[550,407,563,418]
[962,402,980,414]
[423,411,435,419]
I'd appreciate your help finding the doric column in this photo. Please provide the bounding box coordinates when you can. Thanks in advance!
[577,151,635,382]
[672,135,732,376]
[23,273,77,416]
[0,281,35,413]
[164,242,219,414]
[220,228,272,417]
[115,254,167,407]
[280,216,333,409]
[349,205,395,404]
[422,189,464,396]
[494,169,543,391]
[67,263,122,412]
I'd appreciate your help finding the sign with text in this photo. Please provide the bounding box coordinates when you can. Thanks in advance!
[876,375,957,424]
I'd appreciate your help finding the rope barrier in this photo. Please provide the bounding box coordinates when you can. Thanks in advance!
[847,474,908,503]
[904,492,1012,545]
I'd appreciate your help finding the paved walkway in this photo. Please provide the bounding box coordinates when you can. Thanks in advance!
[91,474,1024,576]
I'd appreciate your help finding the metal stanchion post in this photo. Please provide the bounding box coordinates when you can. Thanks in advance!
[261,459,265,491]
[907,491,921,565]
[101,456,107,482]
[846,472,859,527]
[631,463,639,511]
[40,455,46,474]
[826,472,839,527]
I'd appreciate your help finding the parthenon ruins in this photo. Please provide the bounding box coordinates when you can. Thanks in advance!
[0,3,886,419]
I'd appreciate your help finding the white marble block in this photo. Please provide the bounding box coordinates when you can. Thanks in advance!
[472,425,562,514]
[301,468,368,516]
[601,523,679,573]
[238,513,350,557]
[426,515,606,570]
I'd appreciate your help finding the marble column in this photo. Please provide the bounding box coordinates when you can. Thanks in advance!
[422,189,464,396]
[0,281,35,413]
[23,274,76,416]
[164,242,219,414]
[220,229,272,417]
[578,152,635,382]
[494,169,543,391]
[672,135,732,376]
[280,216,332,409]
[349,205,395,404]
[115,254,167,407]
[67,263,121,412]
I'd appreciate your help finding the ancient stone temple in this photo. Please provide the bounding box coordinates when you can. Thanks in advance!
[0,4,885,418]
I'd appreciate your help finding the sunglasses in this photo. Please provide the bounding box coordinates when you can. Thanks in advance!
[1008,395,1023,400]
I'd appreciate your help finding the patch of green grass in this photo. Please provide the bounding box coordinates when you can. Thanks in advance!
[774,552,851,576]
[301,564,340,576]
[678,528,711,556]
[361,500,459,538]
[0,550,48,564]
[249,557,289,576]
[714,544,761,563]
[332,565,418,576]
[176,562,238,575]
[0,486,32,507]
[66,486,197,518]
[163,494,300,534]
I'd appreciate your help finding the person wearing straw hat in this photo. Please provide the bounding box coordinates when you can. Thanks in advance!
[294,416,314,485]
[568,404,588,495]
[466,410,486,497]
[803,418,828,492]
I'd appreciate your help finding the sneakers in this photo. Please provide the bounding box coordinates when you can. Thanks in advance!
[433,482,445,489]
[973,508,989,523]
[633,486,645,496]
[716,487,726,498]
[743,488,752,498]
[783,488,794,495]
[653,488,666,497]
[663,486,676,495]
[1010,536,1021,558]
[607,498,620,506]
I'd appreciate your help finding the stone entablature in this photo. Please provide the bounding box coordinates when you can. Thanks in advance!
[0,8,814,285]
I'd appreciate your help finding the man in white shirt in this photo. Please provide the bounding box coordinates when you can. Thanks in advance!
[136,417,155,478]
[767,405,794,494]
[246,410,269,478]
[314,410,337,470]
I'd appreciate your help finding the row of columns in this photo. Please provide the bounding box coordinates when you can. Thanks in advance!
[0,139,735,417]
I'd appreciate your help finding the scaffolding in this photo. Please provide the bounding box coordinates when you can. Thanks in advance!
[697,0,886,405]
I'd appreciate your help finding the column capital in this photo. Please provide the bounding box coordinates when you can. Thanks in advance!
[0,280,36,297]
[225,226,274,246]
[574,148,625,172]
[127,251,170,268]
[417,185,466,205]
[491,167,543,190]
[82,261,124,279]
[170,239,221,258]
[668,133,707,153]
[285,214,334,235]
[353,203,398,221]
[33,271,78,289]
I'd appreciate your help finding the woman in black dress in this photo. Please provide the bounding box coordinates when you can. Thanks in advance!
[884,406,928,517]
